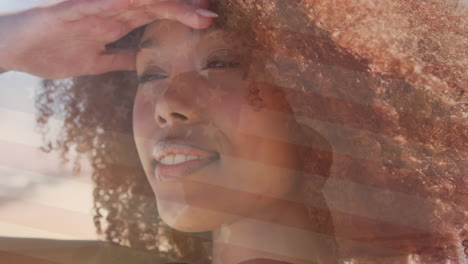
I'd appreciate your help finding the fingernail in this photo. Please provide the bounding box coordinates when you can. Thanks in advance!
[195,8,219,18]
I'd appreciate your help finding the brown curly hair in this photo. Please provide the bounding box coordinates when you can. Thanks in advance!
[36,0,467,263]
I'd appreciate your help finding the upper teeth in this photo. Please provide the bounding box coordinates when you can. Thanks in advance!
[159,154,203,165]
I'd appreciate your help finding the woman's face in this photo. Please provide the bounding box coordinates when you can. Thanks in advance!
[133,20,303,232]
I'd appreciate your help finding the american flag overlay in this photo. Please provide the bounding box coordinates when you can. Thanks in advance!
[0,0,466,264]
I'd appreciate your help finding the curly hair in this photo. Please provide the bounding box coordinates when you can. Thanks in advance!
[36,0,467,263]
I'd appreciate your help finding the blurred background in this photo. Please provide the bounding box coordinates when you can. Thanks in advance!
[0,0,95,240]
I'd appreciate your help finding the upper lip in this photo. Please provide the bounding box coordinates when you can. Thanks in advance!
[152,140,219,162]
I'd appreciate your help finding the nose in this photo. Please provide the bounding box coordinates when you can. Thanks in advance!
[154,72,203,127]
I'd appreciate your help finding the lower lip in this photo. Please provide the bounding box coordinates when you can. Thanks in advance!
[155,156,219,182]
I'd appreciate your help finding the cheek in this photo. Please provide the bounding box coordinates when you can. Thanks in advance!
[133,91,156,140]
[228,100,302,198]
[132,91,159,180]
[215,113,301,204]
[237,102,296,149]
[202,83,247,140]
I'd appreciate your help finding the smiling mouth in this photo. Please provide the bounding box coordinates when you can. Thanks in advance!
[153,141,220,182]
[155,155,220,182]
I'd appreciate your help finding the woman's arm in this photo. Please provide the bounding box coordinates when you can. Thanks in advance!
[0,0,216,79]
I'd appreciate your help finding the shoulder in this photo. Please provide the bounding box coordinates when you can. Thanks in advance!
[238,258,295,264]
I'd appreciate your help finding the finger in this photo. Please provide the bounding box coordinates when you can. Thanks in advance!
[167,4,216,29]
[120,2,216,30]
[91,50,137,74]
[131,0,208,9]
[52,0,132,21]
[129,0,161,8]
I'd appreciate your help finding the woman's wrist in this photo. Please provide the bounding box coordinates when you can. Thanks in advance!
[0,12,20,74]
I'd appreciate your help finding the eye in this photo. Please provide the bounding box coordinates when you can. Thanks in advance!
[204,60,240,70]
[202,49,241,70]
[138,65,168,84]
[138,73,168,84]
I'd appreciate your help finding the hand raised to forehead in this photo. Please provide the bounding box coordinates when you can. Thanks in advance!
[0,0,216,79]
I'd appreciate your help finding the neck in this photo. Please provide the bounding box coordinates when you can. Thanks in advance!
[212,200,337,264]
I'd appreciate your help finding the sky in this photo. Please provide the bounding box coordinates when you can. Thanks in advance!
[0,0,95,240]
[0,73,96,241]
[0,0,59,12]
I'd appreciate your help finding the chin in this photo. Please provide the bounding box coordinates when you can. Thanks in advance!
[157,200,239,232]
